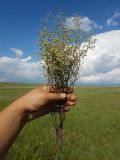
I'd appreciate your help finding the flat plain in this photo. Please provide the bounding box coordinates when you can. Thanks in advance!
[0,83,120,160]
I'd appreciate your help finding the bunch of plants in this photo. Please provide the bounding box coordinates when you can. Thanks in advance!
[38,12,96,145]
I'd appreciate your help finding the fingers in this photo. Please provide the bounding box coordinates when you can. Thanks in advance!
[39,85,77,106]
[62,100,76,112]
[47,92,66,101]
[67,94,77,101]
[66,95,76,107]
[67,100,76,106]
[47,92,77,102]
[65,94,76,112]
[47,92,76,113]
[37,85,76,102]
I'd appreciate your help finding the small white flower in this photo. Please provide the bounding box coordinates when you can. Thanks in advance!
[40,60,46,66]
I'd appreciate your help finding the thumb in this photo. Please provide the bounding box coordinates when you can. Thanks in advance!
[47,93,66,101]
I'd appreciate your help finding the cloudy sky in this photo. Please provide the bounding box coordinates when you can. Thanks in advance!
[0,0,120,85]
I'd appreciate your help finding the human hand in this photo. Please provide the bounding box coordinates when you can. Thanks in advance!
[17,86,76,121]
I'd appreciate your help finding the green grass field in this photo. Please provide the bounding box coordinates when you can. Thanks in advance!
[0,83,120,160]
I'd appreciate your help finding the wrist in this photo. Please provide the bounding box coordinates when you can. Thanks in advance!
[10,99,29,124]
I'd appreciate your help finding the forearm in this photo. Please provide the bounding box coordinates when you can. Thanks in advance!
[0,100,27,159]
[0,86,75,159]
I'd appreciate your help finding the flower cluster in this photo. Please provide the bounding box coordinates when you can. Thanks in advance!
[38,12,96,144]
[38,13,96,91]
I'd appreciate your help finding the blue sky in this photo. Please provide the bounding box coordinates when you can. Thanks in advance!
[0,0,120,57]
[0,0,120,84]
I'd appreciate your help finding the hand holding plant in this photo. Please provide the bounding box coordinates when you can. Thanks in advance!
[16,86,76,121]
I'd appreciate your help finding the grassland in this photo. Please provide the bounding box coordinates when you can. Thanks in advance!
[0,83,120,160]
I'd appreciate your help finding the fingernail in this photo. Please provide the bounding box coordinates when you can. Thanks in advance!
[60,93,66,99]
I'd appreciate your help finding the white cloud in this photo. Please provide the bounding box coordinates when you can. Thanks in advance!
[106,11,120,26]
[1,30,120,85]
[65,16,102,32]
[0,56,43,82]
[20,56,32,62]
[10,48,23,58]
[79,30,120,84]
